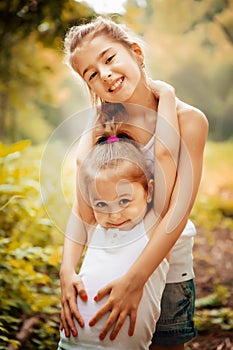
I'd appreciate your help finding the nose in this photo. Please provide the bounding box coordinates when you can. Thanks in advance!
[100,67,112,81]
[109,210,122,220]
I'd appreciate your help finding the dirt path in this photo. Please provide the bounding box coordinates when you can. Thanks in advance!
[187,227,233,349]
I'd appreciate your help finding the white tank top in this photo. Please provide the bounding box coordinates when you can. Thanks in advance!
[59,222,169,349]
[140,133,196,283]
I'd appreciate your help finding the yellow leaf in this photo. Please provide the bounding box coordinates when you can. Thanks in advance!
[0,140,31,157]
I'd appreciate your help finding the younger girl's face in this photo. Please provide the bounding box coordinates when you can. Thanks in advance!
[72,35,144,103]
[89,167,152,231]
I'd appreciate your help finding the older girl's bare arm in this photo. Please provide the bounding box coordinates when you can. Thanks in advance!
[60,213,86,337]
[59,124,95,336]
[149,80,180,217]
[127,106,208,284]
[89,107,208,340]
[126,109,208,284]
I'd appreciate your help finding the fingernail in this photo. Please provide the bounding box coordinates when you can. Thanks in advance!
[99,334,105,340]
[129,331,134,336]
[81,294,88,301]
[71,329,77,336]
[89,321,94,327]
[94,296,98,301]
[110,334,115,341]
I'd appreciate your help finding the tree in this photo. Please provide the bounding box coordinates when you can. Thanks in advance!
[127,0,233,140]
[0,0,95,143]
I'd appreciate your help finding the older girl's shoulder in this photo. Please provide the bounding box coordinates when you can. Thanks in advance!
[177,99,208,132]
[176,99,208,151]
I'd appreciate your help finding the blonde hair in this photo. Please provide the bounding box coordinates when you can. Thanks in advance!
[79,103,153,205]
[94,102,134,145]
[64,16,144,105]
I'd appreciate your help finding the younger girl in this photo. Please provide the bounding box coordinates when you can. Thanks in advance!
[60,16,208,349]
[58,120,169,350]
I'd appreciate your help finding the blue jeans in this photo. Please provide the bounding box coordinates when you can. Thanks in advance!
[151,279,197,345]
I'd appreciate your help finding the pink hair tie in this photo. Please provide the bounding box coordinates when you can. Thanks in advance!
[107,136,119,143]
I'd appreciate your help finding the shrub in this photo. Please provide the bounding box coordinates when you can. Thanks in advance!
[0,141,62,349]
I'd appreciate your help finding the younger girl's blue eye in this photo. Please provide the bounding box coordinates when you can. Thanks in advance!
[119,198,130,206]
[96,201,107,208]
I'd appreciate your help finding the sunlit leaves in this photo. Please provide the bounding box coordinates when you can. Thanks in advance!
[0,142,62,349]
[0,0,95,144]
[132,0,233,140]
[195,308,233,332]
[0,140,31,158]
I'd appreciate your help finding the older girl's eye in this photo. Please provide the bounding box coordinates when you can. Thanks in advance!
[106,55,115,64]
[119,198,130,206]
[89,72,97,81]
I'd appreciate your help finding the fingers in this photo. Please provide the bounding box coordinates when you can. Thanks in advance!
[128,309,137,337]
[109,311,128,340]
[109,306,137,340]
[88,299,111,327]
[68,296,85,328]
[88,284,113,328]
[148,79,175,96]
[93,284,112,302]
[74,277,88,302]
[90,306,126,341]
[60,299,85,337]
[89,298,137,341]
[60,300,77,337]
[60,275,87,337]
[88,276,142,341]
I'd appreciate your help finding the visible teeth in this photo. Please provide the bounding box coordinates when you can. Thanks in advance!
[110,78,123,91]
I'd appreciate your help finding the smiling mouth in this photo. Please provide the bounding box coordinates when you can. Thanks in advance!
[108,77,124,92]
[109,220,129,227]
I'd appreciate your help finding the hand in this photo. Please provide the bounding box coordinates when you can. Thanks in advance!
[88,274,144,341]
[59,271,88,337]
[148,79,175,98]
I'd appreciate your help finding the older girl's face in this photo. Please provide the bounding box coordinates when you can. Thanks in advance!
[72,35,145,103]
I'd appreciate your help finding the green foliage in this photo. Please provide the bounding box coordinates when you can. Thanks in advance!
[0,0,95,47]
[138,0,233,141]
[191,141,233,231]
[0,139,232,347]
[190,141,233,334]
[0,141,62,349]
[191,192,233,232]
[195,284,230,309]
[1,0,233,142]
[195,308,233,332]
[0,0,95,143]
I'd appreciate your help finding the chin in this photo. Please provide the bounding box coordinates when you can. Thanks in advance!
[120,222,137,231]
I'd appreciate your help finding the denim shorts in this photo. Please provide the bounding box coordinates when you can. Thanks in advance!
[151,279,197,345]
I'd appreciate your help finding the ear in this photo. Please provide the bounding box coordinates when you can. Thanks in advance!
[147,179,154,203]
[131,42,144,65]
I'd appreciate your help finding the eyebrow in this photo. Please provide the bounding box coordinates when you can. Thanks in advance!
[92,193,132,203]
[82,47,112,78]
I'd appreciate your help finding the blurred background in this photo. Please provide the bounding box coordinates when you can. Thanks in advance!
[0,1,232,349]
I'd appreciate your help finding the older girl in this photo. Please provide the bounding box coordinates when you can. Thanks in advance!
[60,16,208,349]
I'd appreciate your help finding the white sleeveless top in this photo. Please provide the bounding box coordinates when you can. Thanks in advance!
[141,133,196,283]
[59,221,169,350]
